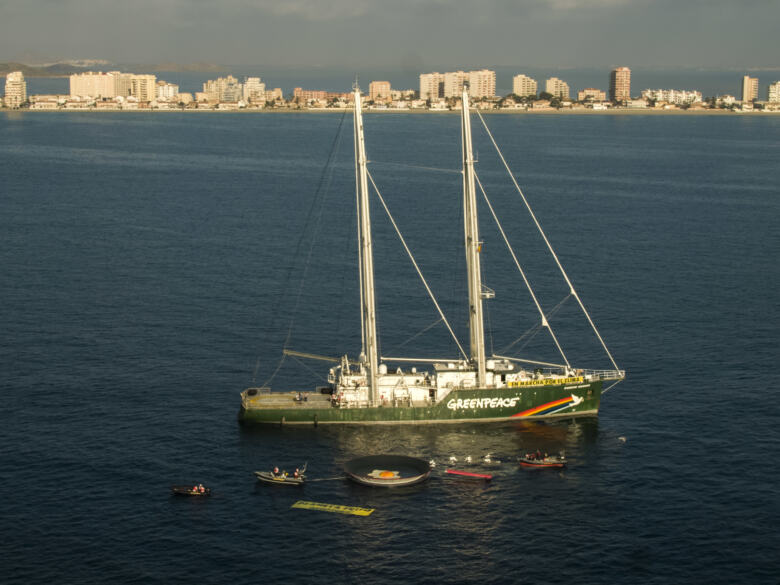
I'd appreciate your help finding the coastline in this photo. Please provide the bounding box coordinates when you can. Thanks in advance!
[3,107,777,115]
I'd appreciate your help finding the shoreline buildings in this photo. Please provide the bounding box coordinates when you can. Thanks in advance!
[5,66,780,113]
[419,70,496,100]
[4,71,27,108]
[578,88,607,102]
[512,74,538,97]
[768,81,780,103]
[545,77,570,99]
[610,67,631,102]
[641,89,702,105]
[369,81,391,101]
[741,75,758,103]
[70,71,157,101]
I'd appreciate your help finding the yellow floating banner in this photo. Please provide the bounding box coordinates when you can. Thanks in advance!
[291,500,374,517]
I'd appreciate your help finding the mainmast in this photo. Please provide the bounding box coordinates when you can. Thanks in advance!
[461,87,487,386]
[353,88,379,405]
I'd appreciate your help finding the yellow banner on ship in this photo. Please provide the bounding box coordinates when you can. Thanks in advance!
[291,500,374,517]
[507,376,584,388]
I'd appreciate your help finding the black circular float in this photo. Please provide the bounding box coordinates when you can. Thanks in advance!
[344,455,431,488]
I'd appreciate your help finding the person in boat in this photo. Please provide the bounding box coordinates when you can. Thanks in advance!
[273,466,280,477]
[199,484,205,493]
[293,468,300,479]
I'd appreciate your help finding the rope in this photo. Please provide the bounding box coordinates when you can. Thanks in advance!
[475,110,621,373]
[305,476,348,482]
[499,294,571,355]
[384,318,444,355]
[256,110,348,387]
[474,171,571,369]
[288,353,329,383]
[369,160,462,175]
[366,169,469,362]
[600,380,623,395]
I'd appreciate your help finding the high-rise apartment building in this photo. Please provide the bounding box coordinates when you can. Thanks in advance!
[512,74,538,97]
[468,70,496,99]
[369,81,392,101]
[203,75,243,102]
[545,77,570,99]
[131,75,157,102]
[768,81,780,103]
[70,71,115,98]
[113,72,133,97]
[741,75,758,102]
[156,81,180,100]
[70,71,156,100]
[444,71,469,98]
[4,71,27,108]
[419,72,444,101]
[610,67,631,102]
[243,77,266,103]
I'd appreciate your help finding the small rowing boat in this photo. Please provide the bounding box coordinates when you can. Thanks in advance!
[254,471,305,485]
[518,453,566,468]
[171,485,211,496]
[445,469,493,480]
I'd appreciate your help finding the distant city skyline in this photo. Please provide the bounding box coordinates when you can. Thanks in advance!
[1,0,777,70]
[18,66,780,103]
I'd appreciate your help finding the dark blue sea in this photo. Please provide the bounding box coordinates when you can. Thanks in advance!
[1,110,778,585]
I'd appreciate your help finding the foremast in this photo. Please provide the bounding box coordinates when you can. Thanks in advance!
[353,88,379,405]
[461,88,487,387]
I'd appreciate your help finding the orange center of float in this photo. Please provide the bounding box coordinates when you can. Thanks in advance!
[379,471,395,478]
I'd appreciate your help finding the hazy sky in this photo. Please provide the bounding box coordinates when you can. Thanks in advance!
[2,0,777,70]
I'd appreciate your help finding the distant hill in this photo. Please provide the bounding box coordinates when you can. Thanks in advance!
[0,61,226,77]
[126,62,226,73]
[0,62,98,77]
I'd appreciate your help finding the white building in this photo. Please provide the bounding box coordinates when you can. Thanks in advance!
[4,71,27,108]
[545,77,570,99]
[243,77,266,103]
[641,89,702,105]
[716,94,736,106]
[70,71,115,98]
[156,81,179,100]
[391,89,416,100]
[767,81,780,103]
[512,74,537,97]
[468,70,496,99]
[419,72,444,101]
[444,71,469,98]
[131,75,156,102]
[113,72,133,98]
[203,75,243,102]
[70,71,156,100]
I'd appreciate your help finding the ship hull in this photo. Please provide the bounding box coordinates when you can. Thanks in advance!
[238,380,602,425]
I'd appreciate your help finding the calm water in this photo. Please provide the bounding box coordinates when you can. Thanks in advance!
[1,110,779,585]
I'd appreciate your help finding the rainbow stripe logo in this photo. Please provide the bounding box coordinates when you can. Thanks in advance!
[512,394,583,418]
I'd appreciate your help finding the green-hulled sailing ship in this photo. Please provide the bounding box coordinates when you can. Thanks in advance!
[238,87,624,425]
